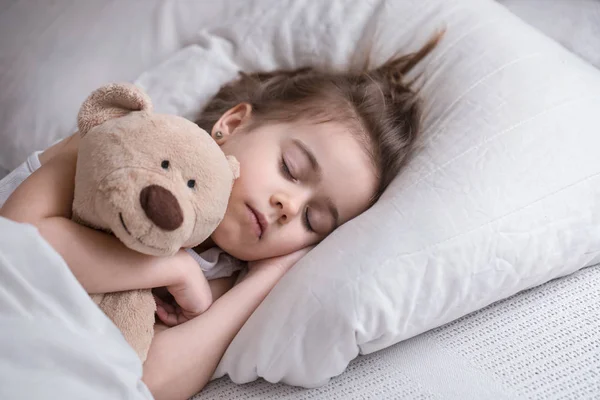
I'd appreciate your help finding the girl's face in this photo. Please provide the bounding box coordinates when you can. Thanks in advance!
[209,104,378,261]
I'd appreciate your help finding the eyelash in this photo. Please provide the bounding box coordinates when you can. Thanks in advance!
[303,209,314,233]
[280,157,295,181]
[280,156,315,233]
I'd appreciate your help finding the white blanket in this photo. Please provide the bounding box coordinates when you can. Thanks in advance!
[0,217,151,400]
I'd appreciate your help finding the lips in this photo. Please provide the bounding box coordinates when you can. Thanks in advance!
[246,205,267,239]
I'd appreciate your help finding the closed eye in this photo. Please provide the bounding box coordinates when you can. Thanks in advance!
[280,153,317,234]
[280,156,296,182]
[303,208,315,233]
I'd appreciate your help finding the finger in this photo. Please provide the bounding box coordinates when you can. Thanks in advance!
[154,295,170,314]
[155,303,178,327]
[159,303,190,326]
[164,304,192,325]
[155,303,170,325]
[155,295,176,314]
[176,308,188,325]
[179,307,200,323]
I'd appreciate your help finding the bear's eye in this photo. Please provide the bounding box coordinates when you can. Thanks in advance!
[161,160,170,170]
[187,180,196,189]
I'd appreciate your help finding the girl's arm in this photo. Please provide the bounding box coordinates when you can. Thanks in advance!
[0,139,211,315]
[143,247,312,400]
[208,275,238,301]
[38,133,80,166]
[1,148,183,293]
[35,217,205,296]
[1,139,78,224]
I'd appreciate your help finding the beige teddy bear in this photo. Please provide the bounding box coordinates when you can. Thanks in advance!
[72,83,239,361]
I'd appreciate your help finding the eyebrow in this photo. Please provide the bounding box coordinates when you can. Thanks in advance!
[292,139,340,229]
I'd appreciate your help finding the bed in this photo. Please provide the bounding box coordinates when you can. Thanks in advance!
[1,1,599,399]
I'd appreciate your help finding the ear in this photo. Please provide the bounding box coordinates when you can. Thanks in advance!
[227,155,240,179]
[77,83,153,136]
[212,103,252,141]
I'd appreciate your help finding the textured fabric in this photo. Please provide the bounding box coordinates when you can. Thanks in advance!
[199,264,600,399]
[0,217,152,400]
[71,83,237,258]
[76,82,153,137]
[186,247,245,281]
[0,151,41,207]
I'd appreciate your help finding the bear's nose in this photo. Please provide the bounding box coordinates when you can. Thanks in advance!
[139,185,183,231]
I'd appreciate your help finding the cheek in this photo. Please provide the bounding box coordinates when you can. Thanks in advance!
[264,224,316,255]
[229,158,276,203]
[223,137,277,185]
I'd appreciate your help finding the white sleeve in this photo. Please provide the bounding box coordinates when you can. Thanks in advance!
[0,217,153,400]
[0,151,42,208]
[185,247,246,280]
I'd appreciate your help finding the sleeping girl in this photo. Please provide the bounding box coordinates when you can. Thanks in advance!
[0,33,441,400]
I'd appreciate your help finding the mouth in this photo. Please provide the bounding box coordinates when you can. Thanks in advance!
[119,212,132,235]
[118,212,166,252]
[246,204,267,239]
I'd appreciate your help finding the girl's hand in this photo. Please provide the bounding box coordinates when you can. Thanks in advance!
[155,250,213,327]
[154,246,313,327]
[246,246,314,278]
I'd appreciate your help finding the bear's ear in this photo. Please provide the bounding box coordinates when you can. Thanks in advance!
[227,155,240,179]
[77,83,153,137]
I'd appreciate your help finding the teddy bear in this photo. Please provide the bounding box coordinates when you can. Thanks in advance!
[72,82,239,361]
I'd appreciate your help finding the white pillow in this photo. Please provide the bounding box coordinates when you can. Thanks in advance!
[139,0,600,387]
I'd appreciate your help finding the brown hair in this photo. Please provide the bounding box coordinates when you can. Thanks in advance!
[197,32,443,203]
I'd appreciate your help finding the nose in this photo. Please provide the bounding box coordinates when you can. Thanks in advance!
[271,192,302,224]
[139,185,184,231]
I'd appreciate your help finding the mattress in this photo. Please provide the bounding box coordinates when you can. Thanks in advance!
[200,263,600,399]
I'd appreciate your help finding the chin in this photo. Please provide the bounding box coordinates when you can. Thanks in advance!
[219,245,253,262]
[210,217,243,256]
[211,233,253,263]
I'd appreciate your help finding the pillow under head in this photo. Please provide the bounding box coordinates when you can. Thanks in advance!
[138,0,600,387]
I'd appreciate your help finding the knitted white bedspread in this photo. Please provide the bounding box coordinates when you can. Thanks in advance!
[201,263,600,399]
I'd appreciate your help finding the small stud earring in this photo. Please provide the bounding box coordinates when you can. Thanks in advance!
[214,131,224,140]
